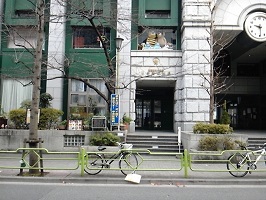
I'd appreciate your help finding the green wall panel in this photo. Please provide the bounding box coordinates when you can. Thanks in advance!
[68,51,109,78]
[1,50,35,78]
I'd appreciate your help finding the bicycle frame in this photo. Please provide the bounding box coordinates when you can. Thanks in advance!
[244,148,266,166]
[100,150,125,167]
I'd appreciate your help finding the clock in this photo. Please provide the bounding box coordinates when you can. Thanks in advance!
[244,12,266,42]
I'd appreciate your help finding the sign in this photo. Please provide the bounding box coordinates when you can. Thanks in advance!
[110,94,119,125]
[92,116,106,129]
[68,120,82,130]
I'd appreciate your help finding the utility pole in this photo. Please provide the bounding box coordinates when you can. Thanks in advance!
[28,0,45,174]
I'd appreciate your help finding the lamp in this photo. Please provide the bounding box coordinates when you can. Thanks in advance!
[114,36,124,91]
[115,37,124,51]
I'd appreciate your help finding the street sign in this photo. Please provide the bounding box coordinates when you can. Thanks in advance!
[110,94,119,125]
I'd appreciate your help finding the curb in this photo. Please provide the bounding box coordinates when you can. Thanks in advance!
[1,175,266,185]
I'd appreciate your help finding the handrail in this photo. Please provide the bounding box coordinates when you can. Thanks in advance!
[1,148,266,177]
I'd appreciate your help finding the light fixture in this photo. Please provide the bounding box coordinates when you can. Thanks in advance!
[115,37,124,51]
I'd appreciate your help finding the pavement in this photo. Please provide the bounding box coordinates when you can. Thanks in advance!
[1,153,266,185]
[1,130,266,185]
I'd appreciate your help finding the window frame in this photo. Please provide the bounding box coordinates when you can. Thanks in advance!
[72,26,110,49]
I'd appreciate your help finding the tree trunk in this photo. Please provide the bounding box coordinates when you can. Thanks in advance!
[28,0,45,175]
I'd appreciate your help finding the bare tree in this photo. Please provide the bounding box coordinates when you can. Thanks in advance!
[201,3,235,124]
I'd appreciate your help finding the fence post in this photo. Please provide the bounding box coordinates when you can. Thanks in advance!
[80,148,85,176]
[183,149,189,178]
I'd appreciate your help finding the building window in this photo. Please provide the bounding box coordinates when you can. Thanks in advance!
[7,26,37,48]
[72,0,103,16]
[69,79,107,116]
[145,10,171,19]
[138,27,176,50]
[64,135,85,147]
[73,26,110,49]
[14,0,36,17]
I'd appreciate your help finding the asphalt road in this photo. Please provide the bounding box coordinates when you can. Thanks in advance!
[0,181,266,200]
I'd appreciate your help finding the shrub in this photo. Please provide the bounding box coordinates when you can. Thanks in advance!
[9,108,63,129]
[89,132,121,146]
[39,93,53,108]
[198,135,242,151]
[38,108,63,129]
[220,105,231,125]
[9,109,27,129]
[193,123,233,134]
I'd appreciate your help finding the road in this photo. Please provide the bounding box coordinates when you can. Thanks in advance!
[0,182,265,200]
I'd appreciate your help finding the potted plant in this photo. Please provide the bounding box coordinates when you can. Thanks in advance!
[58,120,67,130]
[121,114,132,131]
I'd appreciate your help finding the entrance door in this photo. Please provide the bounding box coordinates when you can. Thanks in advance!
[135,87,173,130]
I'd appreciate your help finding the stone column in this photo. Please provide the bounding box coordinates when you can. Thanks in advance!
[178,0,212,131]
[116,0,133,129]
[46,0,66,110]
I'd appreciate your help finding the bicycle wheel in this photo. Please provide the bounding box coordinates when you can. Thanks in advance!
[119,153,138,175]
[227,153,249,177]
[84,153,103,175]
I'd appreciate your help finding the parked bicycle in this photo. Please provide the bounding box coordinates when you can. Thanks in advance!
[227,143,266,177]
[84,142,138,176]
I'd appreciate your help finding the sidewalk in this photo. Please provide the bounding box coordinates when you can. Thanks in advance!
[1,153,266,185]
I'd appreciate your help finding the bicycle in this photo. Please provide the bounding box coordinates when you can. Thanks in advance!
[227,143,266,177]
[84,142,138,176]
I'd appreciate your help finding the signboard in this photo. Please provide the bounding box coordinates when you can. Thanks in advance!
[110,94,119,125]
[92,116,106,130]
[68,120,82,130]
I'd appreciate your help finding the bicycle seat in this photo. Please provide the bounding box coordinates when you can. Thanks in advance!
[98,146,106,151]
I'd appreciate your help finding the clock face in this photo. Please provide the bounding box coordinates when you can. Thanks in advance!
[245,12,266,42]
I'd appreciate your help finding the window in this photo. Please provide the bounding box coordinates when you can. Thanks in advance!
[1,79,33,113]
[145,10,171,19]
[73,26,110,49]
[7,26,37,48]
[14,0,36,17]
[72,0,103,15]
[69,79,107,115]
[145,0,171,18]
[138,27,177,50]
[64,135,85,147]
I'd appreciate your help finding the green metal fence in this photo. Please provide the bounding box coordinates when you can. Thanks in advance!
[1,148,266,178]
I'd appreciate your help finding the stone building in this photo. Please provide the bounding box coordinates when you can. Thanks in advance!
[0,0,266,132]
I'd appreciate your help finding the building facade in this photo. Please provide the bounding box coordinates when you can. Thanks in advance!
[0,0,266,132]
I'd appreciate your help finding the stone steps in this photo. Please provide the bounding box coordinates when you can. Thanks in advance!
[126,133,183,153]
[248,137,266,150]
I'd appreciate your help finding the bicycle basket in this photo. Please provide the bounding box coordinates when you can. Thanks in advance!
[122,143,133,150]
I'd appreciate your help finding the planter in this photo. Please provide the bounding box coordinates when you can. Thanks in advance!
[0,118,7,128]
[120,124,129,131]
[58,125,66,130]
[181,132,248,151]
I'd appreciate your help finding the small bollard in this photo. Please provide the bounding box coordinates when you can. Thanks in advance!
[19,159,26,176]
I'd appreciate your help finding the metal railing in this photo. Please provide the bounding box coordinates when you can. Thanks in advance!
[1,148,266,178]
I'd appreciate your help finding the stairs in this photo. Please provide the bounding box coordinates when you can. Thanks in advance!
[126,132,183,153]
[248,137,266,150]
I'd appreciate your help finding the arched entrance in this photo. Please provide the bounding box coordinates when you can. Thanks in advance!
[213,3,266,129]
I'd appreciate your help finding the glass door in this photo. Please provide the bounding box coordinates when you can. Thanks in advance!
[153,100,161,129]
